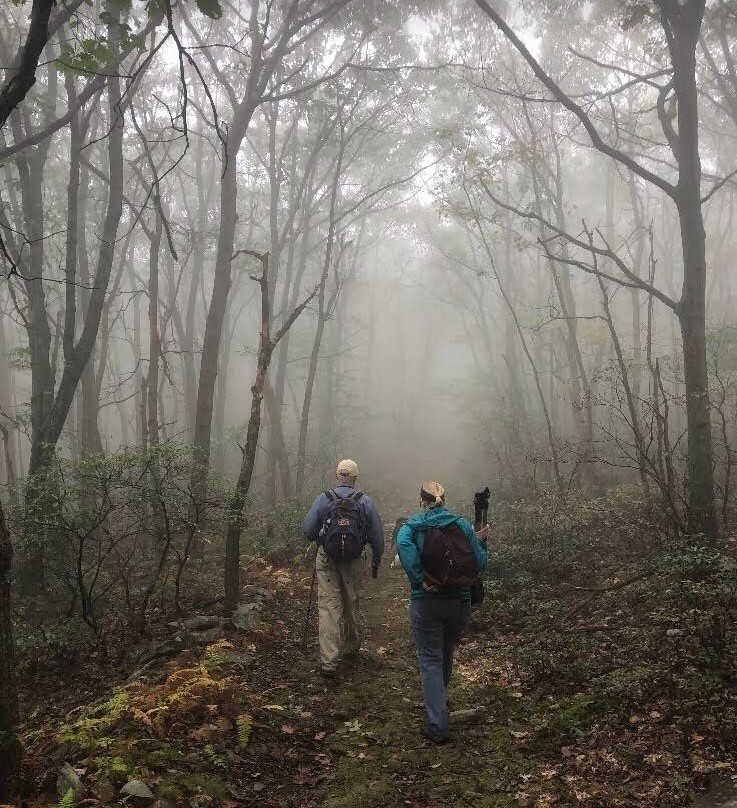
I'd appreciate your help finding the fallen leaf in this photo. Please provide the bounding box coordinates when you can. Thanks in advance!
[281,724,296,734]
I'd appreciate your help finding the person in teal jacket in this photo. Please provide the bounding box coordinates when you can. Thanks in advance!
[397,481,488,743]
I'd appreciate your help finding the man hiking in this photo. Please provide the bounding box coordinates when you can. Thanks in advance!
[396,481,488,743]
[303,459,384,679]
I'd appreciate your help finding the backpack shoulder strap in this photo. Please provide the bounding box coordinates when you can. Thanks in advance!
[349,491,363,502]
[324,490,338,502]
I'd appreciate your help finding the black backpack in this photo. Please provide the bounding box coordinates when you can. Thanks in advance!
[321,490,366,562]
[421,521,480,587]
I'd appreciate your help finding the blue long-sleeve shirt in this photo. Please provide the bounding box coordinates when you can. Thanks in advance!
[303,485,384,560]
[396,505,488,600]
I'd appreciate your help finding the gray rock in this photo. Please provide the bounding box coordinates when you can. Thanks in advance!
[224,650,252,667]
[94,776,117,802]
[183,615,222,631]
[231,601,263,631]
[241,585,273,601]
[191,626,223,645]
[120,779,156,805]
[666,628,685,638]
[57,762,84,800]
[139,635,188,664]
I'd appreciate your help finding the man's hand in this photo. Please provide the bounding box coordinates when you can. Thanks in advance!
[422,580,439,592]
[476,524,491,543]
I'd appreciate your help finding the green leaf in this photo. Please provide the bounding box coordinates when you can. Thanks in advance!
[195,0,223,20]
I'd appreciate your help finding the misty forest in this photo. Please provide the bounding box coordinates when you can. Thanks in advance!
[3,0,737,806]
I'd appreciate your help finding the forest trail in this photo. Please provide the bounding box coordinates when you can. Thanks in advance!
[247,557,529,808]
[25,554,527,808]
[23,540,735,808]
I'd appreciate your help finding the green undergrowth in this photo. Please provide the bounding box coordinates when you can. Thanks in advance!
[20,488,737,807]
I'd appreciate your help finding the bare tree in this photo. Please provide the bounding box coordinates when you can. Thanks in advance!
[223,250,317,614]
[474,0,720,536]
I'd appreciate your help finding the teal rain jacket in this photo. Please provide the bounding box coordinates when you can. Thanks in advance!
[396,505,488,601]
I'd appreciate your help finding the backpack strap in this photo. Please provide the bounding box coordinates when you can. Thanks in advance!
[324,490,338,502]
[349,491,363,502]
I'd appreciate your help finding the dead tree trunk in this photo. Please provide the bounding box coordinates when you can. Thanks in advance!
[224,251,317,614]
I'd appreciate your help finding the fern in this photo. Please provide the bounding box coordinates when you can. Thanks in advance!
[57,788,75,808]
[236,713,252,749]
[204,743,228,770]
[204,639,233,669]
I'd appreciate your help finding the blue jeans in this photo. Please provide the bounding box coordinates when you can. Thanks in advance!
[410,598,471,739]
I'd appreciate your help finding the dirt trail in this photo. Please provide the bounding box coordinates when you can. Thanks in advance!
[24,546,720,807]
[287,561,526,808]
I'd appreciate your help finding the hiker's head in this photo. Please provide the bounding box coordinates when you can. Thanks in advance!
[420,481,445,509]
[336,458,359,486]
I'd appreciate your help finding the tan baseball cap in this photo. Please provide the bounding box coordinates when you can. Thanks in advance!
[336,459,359,478]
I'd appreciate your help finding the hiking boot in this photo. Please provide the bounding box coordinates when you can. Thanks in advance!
[319,666,336,679]
[421,728,451,745]
[341,650,361,667]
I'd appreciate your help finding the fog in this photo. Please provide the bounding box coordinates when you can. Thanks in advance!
[1,0,736,532]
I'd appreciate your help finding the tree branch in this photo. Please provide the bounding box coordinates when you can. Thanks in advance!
[473,0,678,199]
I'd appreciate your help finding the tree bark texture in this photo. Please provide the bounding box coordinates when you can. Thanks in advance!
[0,0,56,130]
[0,501,21,802]
[667,0,717,536]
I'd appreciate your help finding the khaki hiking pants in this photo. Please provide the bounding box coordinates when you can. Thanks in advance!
[315,546,363,671]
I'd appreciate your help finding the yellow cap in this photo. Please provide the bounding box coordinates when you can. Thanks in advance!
[336,459,359,478]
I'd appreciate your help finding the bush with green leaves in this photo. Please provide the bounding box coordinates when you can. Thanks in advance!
[12,443,227,632]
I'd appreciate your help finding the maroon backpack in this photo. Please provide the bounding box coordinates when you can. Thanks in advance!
[421,522,479,587]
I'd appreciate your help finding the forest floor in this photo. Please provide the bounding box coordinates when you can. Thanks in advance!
[15,502,737,808]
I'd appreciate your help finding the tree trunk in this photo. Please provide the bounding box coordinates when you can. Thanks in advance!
[0,314,18,501]
[294,137,344,501]
[191,109,253,500]
[224,253,316,614]
[596,276,651,497]
[266,183,316,504]
[0,0,56,130]
[670,0,717,536]
[18,19,124,591]
[147,211,163,456]
[0,500,21,802]
[181,134,211,438]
